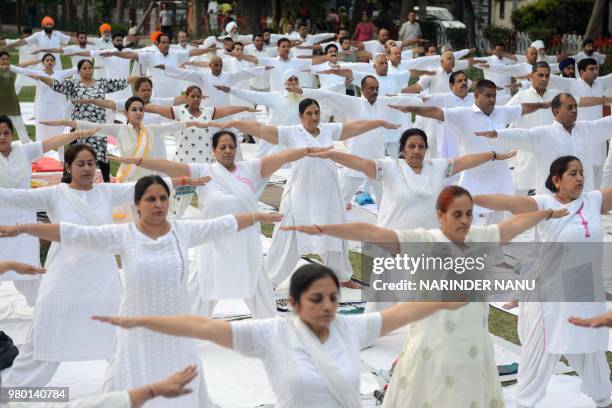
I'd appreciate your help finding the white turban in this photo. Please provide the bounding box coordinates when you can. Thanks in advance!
[282,69,299,84]
[225,21,237,34]
[531,40,545,50]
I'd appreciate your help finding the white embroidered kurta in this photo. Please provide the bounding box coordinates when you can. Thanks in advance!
[0,183,135,360]
[0,142,43,282]
[232,313,382,408]
[190,160,267,299]
[375,158,452,229]
[383,225,504,408]
[24,31,71,70]
[60,215,239,408]
[530,191,608,354]
[274,123,347,254]
[494,117,612,194]
[258,56,311,92]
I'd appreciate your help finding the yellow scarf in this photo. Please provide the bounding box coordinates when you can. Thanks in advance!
[116,125,151,182]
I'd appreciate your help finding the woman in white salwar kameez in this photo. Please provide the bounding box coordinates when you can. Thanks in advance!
[282,185,568,408]
[41,97,214,183]
[474,156,612,408]
[0,144,210,388]
[307,127,516,311]
[9,54,76,143]
[212,98,401,288]
[112,131,333,318]
[0,176,283,407]
[92,264,464,408]
[0,117,99,306]
[140,85,260,218]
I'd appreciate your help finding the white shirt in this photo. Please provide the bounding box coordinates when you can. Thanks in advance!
[352,70,412,96]
[259,56,311,92]
[478,55,517,93]
[91,37,114,72]
[232,313,382,408]
[495,117,612,194]
[417,67,455,94]
[443,104,522,196]
[573,51,607,67]
[244,44,276,89]
[138,49,190,97]
[25,30,71,70]
[165,65,264,107]
[310,61,371,92]
[93,47,134,79]
[505,86,559,190]
[63,44,95,69]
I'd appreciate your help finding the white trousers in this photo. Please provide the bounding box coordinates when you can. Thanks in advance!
[1,326,60,387]
[189,270,277,319]
[265,225,352,286]
[515,302,612,407]
[341,171,382,206]
[8,116,30,144]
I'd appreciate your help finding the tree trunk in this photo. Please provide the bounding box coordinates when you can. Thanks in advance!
[239,0,260,34]
[585,0,606,39]
[417,0,427,20]
[81,0,89,23]
[272,0,280,30]
[192,0,201,37]
[463,0,476,49]
[65,0,74,22]
[116,0,125,24]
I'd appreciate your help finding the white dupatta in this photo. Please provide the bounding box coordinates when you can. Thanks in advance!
[524,193,607,354]
[291,317,362,408]
[0,144,28,188]
[398,159,437,197]
[197,162,262,299]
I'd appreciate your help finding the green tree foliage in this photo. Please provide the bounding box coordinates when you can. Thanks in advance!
[93,0,117,22]
[512,0,594,36]
[482,25,513,46]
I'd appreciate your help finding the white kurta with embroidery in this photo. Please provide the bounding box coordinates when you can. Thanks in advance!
[274,123,347,254]
[0,142,43,282]
[0,182,136,360]
[375,158,452,229]
[189,160,267,299]
[383,225,504,408]
[60,215,239,407]
[75,120,187,181]
[232,313,382,408]
[530,191,608,354]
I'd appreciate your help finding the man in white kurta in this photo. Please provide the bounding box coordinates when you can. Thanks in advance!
[162,57,265,108]
[506,62,560,194]
[6,18,72,70]
[244,34,275,91]
[305,76,421,205]
[288,23,334,88]
[478,44,518,104]
[2,27,37,94]
[478,94,612,195]
[94,34,134,101]
[390,79,549,223]
[547,58,612,187]
[255,38,312,92]
[417,71,475,160]
[105,34,214,97]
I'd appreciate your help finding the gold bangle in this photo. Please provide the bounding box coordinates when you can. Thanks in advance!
[314,224,324,235]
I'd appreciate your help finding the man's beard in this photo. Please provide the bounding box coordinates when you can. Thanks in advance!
[115,44,124,51]
[44,28,53,34]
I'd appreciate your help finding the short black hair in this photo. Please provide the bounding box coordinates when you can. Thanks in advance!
[339,36,351,44]
[298,22,308,29]
[0,50,9,59]
[475,79,497,93]
[449,70,467,85]
[277,37,291,47]
[232,41,244,49]
[0,115,14,134]
[360,75,378,88]
[582,38,595,47]
[324,43,338,54]
[532,61,550,73]
[112,32,124,40]
[158,32,172,42]
[253,33,264,40]
[76,31,88,37]
[550,92,575,112]
[577,57,597,74]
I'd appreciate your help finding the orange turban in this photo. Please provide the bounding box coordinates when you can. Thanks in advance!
[99,23,112,33]
[150,31,162,43]
[41,16,55,26]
